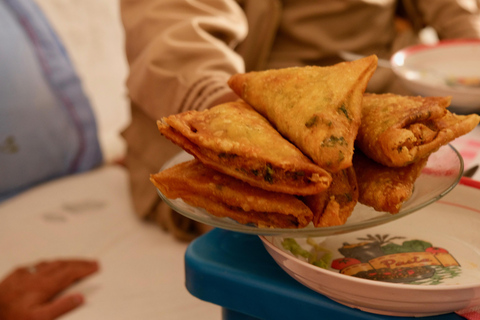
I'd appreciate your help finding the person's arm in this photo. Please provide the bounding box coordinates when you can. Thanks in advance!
[120,0,248,119]
[406,0,480,39]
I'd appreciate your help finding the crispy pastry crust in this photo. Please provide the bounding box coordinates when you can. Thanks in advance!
[228,55,378,172]
[157,100,331,195]
[150,160,313,228]
[302,166,359,227]
[353,151,428,214]
[357,93,480,167]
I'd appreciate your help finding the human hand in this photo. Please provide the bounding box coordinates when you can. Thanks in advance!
[0,259,99,320]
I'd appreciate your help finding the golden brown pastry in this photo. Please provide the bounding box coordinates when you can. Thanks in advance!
[357,93,480,167]
[150,159,314,228]
[157,100,331,195]
[228,55,378,172]
[353,151,429,214]
[302,167,358,227]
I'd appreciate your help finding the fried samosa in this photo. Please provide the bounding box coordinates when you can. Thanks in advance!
[227,55,378,172]
[157,100,332,195]
[302,167,358,227]
[353,151,428,214]
[357,93,480,167]
[150,160,314,228]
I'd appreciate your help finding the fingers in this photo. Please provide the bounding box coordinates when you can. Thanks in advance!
[17,259,98,277]
[33,293,84,320]
[38,260,99,279]
[36,260,100,297]
[12,259,99,304]
[0,260,98,320]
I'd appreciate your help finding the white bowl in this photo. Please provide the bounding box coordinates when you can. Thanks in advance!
[260,183,480,317]
[391,39,480,113]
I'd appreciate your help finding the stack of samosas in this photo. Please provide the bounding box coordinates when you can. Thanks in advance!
[150,55,480,229]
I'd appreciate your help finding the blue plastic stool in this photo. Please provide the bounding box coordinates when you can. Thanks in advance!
[185,229,463,320]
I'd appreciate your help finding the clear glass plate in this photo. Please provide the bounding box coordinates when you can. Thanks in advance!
[156,145,463,237]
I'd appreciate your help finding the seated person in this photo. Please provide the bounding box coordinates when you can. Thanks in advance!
[119,0,480,241]
[0,0,101,318]
[0,0,103,202]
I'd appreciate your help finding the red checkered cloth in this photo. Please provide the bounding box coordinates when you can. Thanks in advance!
[456,306,480,320]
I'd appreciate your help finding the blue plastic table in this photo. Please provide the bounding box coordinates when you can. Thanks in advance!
[185,228,463,320]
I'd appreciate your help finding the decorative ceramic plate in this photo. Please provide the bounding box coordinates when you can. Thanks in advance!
[391,39,480,112]
[156,144,462,237]
[260,182,480,316]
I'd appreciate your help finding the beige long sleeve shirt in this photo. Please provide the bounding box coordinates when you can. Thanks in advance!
[121,0,480,116]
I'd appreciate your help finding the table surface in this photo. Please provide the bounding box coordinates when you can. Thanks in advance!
[185,228,464,320]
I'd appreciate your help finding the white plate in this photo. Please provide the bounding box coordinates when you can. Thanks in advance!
[156,145,462,237]
[391,39,480,113]
[260,183,480,317]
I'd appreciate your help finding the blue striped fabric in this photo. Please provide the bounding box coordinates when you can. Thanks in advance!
[0,0,102,202]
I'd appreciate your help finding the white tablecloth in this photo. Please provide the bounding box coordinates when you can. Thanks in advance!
[0,165,219,320]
